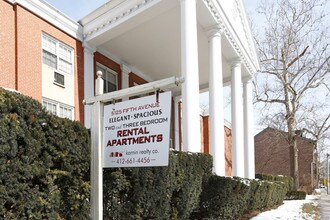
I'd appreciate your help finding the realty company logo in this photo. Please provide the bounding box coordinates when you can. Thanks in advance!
[109,151,124,157]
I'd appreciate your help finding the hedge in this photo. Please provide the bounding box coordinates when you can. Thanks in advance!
[248,179,287,210]
[285,190,307,200]
[0,88,90,219]
[103,151,213,219]
[255,173,294,193]
[191,176,250,219]
[0,88,214,219]
[191,176,288,220]
[1,88,295,219]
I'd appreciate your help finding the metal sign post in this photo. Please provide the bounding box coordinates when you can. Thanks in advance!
[84,73,183,220]
[90,72,104,219]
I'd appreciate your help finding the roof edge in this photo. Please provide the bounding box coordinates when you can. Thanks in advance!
[255,127,317,143]
[12,0,83,41]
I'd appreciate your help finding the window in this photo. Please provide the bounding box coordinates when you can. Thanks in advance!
[42,34,73,75]
[42,98,74,120]
[59,106,72,119]
[96,63,118,93]
[43,100,57,115]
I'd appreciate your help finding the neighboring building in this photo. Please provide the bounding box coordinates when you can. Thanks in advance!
[255,127,318,193]
[0,0,84,122]
[1,0,259,178]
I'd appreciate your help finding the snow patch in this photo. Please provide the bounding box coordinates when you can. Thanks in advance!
[251,195,319,220]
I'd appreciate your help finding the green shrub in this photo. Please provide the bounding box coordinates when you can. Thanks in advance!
[0,88,213,219]
[103,151,212,219]
[1,88,295,219]
[0,88,90,219]
[192,176,288,219]
[285,190,307,200]
[191,176,251,220]
[256,173,293,193]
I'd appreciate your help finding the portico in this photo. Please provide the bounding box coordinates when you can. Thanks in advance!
[80,0,259,178]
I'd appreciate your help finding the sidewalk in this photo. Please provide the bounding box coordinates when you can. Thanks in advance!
[317,189,330,219]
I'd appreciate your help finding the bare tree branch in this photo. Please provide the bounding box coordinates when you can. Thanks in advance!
[287,46,309,68]
[253,0,330,190]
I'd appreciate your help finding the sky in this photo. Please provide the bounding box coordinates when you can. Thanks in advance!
[44,0,110,21]
[44,0,260,22]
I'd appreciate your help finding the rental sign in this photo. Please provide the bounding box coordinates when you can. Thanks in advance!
[103,91,172,167]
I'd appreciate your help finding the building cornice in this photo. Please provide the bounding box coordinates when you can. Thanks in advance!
[81,0,160,41]
[235,0,260,70]
[203,0,259,75]
[11,0,83,41]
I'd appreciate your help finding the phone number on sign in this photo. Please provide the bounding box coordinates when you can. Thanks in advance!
[115,157,151,164]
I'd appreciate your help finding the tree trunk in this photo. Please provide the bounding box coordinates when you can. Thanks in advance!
[288,125,299,190]
[289,139,299,190]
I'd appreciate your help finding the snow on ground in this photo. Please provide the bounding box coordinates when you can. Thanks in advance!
[251,195,319,220]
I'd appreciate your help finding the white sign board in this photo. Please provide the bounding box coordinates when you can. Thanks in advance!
[103,91,172,167]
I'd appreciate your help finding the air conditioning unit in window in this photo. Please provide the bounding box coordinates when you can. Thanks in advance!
[54,71,65,87]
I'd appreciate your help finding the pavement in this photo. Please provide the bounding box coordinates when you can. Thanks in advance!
[316,189,330,219]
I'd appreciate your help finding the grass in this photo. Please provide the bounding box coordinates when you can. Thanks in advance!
[301,202,319,220]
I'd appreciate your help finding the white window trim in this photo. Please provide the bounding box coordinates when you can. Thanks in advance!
[42,97,74,120]
[96,62,118,93]
[42,32,74,76]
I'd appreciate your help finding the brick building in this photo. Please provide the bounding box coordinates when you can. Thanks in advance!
[255,127,318,193]
[0,0,85,122]
[1,0,259,178]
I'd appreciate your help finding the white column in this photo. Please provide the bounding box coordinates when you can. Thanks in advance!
[208,27,225,176]
[180,0,201,152]
[243,77,255,179]
[231,59,244,177]
[121,64,130,89]
[121,64,130,100]
[83,42,96,128]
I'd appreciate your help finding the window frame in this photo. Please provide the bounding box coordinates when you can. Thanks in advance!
[96,62,118,94]
[42,33,74,76]
[42,97,74,120]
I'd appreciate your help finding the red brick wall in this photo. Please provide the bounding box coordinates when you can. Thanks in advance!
[297,137,315,193]
[200,115,204,152]
[94,52,122,90]
[75,42,84,124]
[255,127,315,193]
[0,1,16,89]
[201,115,232,176]
[202,116,209,154]
[128,72,148,87]
[0,2,84,122]
[16,5,42,100]
[224,126,232,176]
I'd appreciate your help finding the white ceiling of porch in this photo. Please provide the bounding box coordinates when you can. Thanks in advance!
[85,0,245,88]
